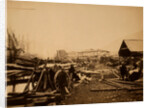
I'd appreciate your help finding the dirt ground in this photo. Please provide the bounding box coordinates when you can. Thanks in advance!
[59,65,143,105]
[7,64,143,107]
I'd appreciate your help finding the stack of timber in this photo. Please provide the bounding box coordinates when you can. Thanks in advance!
[7,60,72,106]
[7,63,34,85]
[7,90,62,106]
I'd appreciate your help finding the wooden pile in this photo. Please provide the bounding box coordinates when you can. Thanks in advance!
[90,78,143,92]
[7,60,73,106]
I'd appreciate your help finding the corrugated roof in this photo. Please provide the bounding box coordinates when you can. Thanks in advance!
[124,40,143,52]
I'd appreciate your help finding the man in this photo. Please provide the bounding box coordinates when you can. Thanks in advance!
[120,62,127,80]
[69,64,80,82]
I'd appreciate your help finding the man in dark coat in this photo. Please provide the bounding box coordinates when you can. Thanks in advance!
[69,64,80,82]
[120,62,127,80]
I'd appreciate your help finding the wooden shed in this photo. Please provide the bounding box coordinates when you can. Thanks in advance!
[119,39,143,57]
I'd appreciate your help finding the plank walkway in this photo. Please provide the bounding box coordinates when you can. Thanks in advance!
[90,78,143,92]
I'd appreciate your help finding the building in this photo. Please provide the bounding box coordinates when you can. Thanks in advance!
[78,49,109,58]
[67,49,109,59]
[67,51,78,59]
[55,50,68,61]
[56,49,110,61]
[119,39,143,57]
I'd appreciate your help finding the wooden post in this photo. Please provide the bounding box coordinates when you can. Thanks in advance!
[43,72,47,90]
[24,59,41,92]
[33,60,48,93]
[12,76,16,93]
[23,71,35,92]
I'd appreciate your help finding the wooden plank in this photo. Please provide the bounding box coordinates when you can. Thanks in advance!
[103,80,124,89]
[109,78,143,86]
[23,71,35,92]
[43,73,48,90]
[7,79,29,85]
[47,71,55,90]
[33,97,55,106]
[7,64,34,71]
[7,70,32,77]
[8,92,28,97]
[27,91,59,98]
[7,70,24,74]
[90,79,143,92]
[7,96,26,106]
[104,79,143,90]
[79,70,100,74]
[112,71,121,78]
[33,61,48,92]
[33,69,44,92]
[90,88,123,92]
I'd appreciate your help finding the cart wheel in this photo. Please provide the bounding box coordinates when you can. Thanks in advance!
[54,70,71,92]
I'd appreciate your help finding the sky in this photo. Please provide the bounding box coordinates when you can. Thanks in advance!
[7,1,143,58]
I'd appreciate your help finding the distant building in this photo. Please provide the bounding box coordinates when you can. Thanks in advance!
[119,39,143,57]
[55,50,68,61]
[57,49,110,61]
[78,49,109,57]
[67,51,78,59]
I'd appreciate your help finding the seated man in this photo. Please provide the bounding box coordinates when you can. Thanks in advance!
[128,62,142,81]
[69,64,80,82]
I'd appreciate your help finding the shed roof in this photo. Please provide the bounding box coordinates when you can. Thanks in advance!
[124,40,143,52]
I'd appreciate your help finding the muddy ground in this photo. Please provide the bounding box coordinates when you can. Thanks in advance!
[7,64,143,107]
[58,65,143,105]
[59,79,143,105]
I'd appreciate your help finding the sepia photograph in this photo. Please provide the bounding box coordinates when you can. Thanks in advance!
[6,0,143,107]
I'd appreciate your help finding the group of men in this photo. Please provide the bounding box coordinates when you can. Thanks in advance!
[120,58,143,81]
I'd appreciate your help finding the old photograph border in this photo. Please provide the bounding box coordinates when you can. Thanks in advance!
[0,0,6,107]
[1,0,150,108]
